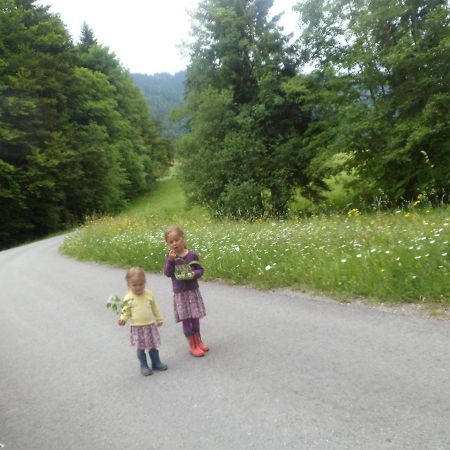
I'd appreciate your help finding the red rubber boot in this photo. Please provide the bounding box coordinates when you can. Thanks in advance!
[187,335,205,357]
[194,332,209,352]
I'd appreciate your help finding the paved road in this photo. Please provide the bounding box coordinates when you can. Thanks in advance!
[1,236,449,450]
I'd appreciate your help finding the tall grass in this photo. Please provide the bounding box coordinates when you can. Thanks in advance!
[61,177,450,305]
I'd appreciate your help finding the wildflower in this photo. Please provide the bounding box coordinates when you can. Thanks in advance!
[106,295,131,315]
[356,254,362,258]
[413,193,425,206]
[380,268,385,272]
[442,253,448,257]
[340,259,347,263]
[348,208,361,217]
[265,265,272,271]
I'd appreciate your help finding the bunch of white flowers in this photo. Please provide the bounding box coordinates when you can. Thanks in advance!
[106,295,132,315]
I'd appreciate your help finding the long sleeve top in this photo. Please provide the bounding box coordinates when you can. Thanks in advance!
[119,289,164,326]
[164,250,204,293]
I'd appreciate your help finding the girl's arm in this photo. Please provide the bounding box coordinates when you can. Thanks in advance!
[118,295,132,325]
[164,255,175,277]
[149,292,164,326]
[190,252,204,279]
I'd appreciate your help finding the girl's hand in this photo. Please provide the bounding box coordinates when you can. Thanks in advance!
[168,250,177,261]
[118,319,126,326]
[156,321,163,327]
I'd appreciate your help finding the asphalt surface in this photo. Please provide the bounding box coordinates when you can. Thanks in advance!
[1,235,449,450]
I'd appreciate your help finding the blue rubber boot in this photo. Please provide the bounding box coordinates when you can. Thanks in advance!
[137,349,152,376]
[149,348,168,371]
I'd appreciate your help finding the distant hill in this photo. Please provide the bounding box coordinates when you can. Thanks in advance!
[131,71,186,138]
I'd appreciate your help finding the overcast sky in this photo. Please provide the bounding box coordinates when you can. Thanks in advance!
[37,0,300,75]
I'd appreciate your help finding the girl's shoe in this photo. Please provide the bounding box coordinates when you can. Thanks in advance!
[194,332,209,352]
[149,348,168,371]
[140,365,153,376]
[187,335,205,357]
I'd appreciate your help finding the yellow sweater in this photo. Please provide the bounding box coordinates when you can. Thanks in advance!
[120,289,164,326]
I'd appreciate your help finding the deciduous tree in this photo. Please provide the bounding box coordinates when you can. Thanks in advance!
[296,0,450,203]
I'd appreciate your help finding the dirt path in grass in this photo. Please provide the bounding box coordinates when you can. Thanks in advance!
[1,236,449,450]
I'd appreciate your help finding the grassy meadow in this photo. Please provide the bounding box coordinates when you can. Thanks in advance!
[61,177,450,308]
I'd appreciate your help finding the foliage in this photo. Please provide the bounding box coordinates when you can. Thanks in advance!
[295,0,450,203]
[0,1,170,249]
[177,0,315,218]
[3,0,449,253]
[106,295,132,315]
[0,158,28,243]
[174,0,450,218]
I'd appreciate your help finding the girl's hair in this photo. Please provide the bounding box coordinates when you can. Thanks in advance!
[125,266,146,283]
[164,225,185,242]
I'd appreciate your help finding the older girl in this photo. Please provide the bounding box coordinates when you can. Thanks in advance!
[164,226,209,357]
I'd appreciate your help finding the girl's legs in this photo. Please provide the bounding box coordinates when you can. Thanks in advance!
[149,348,168,371]
[182,318,201,334]
[183,318,205,357]
[183,318,209,353]
[137,349,152,376]
[192,319,209,352]
[182,318,194,336]
[191,318,200,334]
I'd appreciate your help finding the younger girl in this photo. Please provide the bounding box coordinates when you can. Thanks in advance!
[164,226,209,357]
[118,267,168,376]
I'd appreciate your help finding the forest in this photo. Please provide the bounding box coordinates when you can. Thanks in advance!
[1,0,450,249]
[0,0,171,249]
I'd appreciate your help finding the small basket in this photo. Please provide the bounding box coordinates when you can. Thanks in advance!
[174,257,199,280]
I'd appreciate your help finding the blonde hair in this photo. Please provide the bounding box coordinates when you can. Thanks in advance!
[125,267,146,283]
[164,225,185,242]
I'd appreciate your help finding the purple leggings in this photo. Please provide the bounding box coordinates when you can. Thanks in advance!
[182,318,200,336]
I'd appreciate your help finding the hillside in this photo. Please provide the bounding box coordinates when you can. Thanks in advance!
[131,71,186,138]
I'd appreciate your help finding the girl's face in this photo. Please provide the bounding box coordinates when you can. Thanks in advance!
[128,275,146,296]
[166,231,186,256]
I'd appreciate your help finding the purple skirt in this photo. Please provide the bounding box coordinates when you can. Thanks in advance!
[173,288,206,323]
[130,324,161,350]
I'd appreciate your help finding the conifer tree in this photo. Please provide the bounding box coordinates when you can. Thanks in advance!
[79,22,97,52]
[179,0,311,217]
